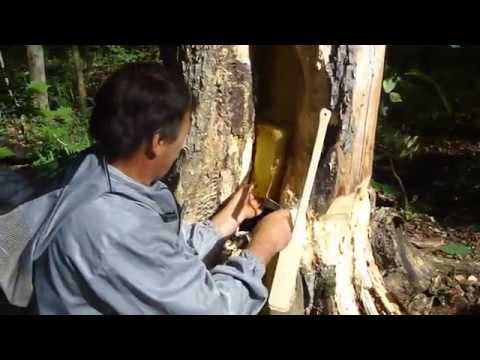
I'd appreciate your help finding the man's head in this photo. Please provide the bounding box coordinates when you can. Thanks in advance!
[89,62,196,183]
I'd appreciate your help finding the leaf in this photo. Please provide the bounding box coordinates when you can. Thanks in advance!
[27,80,50,95]
[440,243,471,256]
[383,78,397,94]
[51,106,74,121]
[0,146,15,159]
[389,92,403,103]
[406,136,419,149]
[40,106,74,122]
[371,180,400,196]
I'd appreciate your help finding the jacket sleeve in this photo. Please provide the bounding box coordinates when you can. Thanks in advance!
[181,221,225,260]
[87,219,268,315]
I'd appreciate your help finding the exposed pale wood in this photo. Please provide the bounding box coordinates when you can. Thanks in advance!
[304,46,400,314]
[269,109,331,313]
[175,45,395,315]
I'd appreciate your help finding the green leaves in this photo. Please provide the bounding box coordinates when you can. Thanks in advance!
[383,77,398,94]
[440,243,471,256]
[389,92,403,103]
[40,106,74,122]
[26,80,50,96]
[377,124,420,161]
[106,46,155,65]
[0,146,15,159]
[22,103,91,172]
[383,75,403,104]
[399,135,419,159]
[372,180,401,196]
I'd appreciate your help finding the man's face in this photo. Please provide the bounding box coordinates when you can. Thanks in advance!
[151,112,191,180]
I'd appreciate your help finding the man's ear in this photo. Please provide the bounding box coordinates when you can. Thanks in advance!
[147,133,165,159]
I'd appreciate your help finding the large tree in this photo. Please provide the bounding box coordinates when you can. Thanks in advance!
[71,46,87,115]
[165,45,402,315]
[26,45,49,110]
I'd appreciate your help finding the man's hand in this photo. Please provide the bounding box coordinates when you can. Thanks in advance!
[211,184,262,238]
[248,209,293,265]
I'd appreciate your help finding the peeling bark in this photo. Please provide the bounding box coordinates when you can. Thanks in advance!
[167,45,255,222]
[299,45,401,314]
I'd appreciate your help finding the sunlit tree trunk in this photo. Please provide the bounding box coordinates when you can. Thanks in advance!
[26,45,48,110]
[168,45,401,315]
[164,45,255,222]
[72,45,87,114]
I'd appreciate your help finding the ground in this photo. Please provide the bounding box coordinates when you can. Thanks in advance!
[373,126,480,315]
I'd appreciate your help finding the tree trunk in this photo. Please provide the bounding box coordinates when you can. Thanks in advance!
[72,45,88,115]
[295,46,400,315]
[165,45,255,222]
[26,45,48,110]
[171,45,401,315]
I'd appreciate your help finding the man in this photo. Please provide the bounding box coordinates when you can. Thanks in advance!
[0,63,292,315]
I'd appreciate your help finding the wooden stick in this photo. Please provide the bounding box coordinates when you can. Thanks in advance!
[268,108,332,313]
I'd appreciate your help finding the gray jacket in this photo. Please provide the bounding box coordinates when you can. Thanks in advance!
[0,149,267,314]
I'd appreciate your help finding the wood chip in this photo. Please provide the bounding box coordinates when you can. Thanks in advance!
[466,275,479,285]
[410,237,445,250]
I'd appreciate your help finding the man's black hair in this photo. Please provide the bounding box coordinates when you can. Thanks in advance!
[89,62,196,160]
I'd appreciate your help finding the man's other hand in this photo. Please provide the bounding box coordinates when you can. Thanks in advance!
[248,209,293,265]
[211,184,262,238]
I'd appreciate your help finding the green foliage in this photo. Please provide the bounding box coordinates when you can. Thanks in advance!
[0,146,15,159]
[400,205,418,221]
[376,123,420,161]
[27,107,91,172]
[0,45,162,176]
[382,75,403,103]
[96,46,160,66]
[440,243,472,256]
[40,106,74,122]
[371,180,401,197]
[374,45,480,230]
[26,80,50,96]
[2,103,90,174]
[383,76,399,94]
[108,46,151,64]
[389,92,403,103]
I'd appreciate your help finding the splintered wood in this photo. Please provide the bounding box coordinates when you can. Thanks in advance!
[268,108,331,313]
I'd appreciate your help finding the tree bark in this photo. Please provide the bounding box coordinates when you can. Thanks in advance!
[295,45,400,315]
[165,45,255,223]
[26,45,48,110]
[72,45,88,115]
[173,45,400,315]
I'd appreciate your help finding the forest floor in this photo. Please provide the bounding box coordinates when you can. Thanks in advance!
[373,127,480,315]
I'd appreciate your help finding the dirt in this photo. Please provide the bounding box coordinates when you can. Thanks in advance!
[373,130,480,315]
[403,214,480,315]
